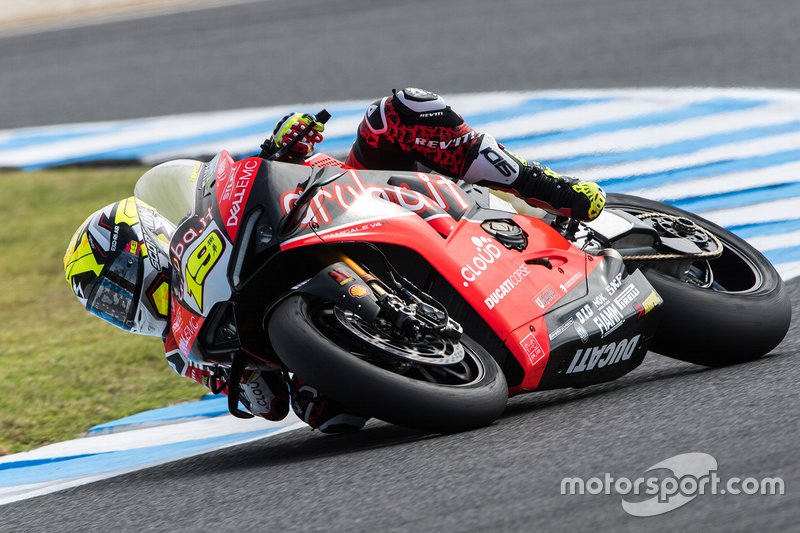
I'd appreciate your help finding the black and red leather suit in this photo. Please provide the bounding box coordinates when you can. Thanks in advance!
[342,87,605,221]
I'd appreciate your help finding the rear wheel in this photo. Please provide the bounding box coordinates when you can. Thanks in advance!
[606,193,791,366]
[267,295,508,432]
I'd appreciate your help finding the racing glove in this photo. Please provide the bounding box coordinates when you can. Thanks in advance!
[259,112,325,161]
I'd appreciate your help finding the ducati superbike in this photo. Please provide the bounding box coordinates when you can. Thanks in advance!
[133,114,791,432]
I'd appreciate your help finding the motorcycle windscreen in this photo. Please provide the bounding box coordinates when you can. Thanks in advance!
[133,159,203,258]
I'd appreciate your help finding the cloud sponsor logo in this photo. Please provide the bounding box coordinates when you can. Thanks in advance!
[461,236,503,287]
[225,158,259,228]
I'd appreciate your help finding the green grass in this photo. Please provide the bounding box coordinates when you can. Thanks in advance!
[0,167,206,455]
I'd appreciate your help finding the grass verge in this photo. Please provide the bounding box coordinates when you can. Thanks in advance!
[0,167,205,455]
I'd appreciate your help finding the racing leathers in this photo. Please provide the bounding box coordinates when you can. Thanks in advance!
[344,88,606,221]
[171,87,606,432]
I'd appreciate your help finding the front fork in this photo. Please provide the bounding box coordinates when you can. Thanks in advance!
[337,254,390,297]
[304,250,461,339]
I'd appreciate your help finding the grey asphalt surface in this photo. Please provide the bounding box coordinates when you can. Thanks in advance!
[2,0,799,531]
[2,0,800,128]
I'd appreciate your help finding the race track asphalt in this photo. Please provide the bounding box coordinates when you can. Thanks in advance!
[1,0,798,531]
[2,0,800,128]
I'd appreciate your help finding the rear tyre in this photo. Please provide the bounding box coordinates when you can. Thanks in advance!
[268,295,508,432]
[606,193,791,366]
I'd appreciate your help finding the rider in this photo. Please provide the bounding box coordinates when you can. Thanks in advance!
[64,88,606,433]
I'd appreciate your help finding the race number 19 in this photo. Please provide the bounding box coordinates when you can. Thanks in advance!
[185,230,225,311]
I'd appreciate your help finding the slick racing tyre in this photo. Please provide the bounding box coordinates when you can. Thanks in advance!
[267,295,508,433]
[606,193,791,366]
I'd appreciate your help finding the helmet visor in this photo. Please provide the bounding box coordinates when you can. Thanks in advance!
[86,251,142,330]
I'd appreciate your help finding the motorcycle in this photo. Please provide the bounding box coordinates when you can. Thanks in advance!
[133,112,791,432]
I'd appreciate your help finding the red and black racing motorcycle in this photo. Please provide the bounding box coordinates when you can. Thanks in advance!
[134,113,791,432]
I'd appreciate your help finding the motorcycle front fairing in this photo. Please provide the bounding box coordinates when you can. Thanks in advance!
[263,161,663,392]
[131,153,663,390]
[133,152,263,363]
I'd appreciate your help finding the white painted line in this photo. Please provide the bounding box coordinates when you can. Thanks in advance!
[775,261,800,279]
[0,415,293,465]
[573,130,800,181]
[625,161,800,201]
[0,419,305,506]
[746,230,800,251]
[699,196,800,227]
[527,102,800,162]
[479,98,683,141]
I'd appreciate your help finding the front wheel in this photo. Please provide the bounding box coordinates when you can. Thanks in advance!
[267,295,508,433]
[606,193,791,367]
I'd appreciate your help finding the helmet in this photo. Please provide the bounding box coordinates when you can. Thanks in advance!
[64,197,171,337]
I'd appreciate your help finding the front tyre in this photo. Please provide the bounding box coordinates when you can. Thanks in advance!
[267,295,508,433]
[606,193,791,366]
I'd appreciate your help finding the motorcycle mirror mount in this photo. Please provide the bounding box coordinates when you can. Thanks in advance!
[279,169,348,236]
